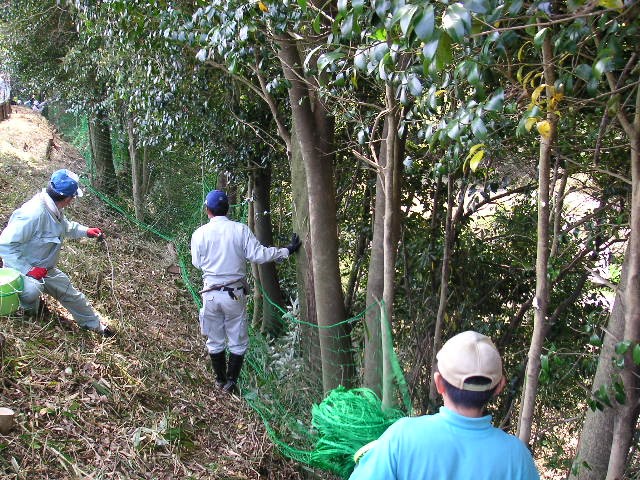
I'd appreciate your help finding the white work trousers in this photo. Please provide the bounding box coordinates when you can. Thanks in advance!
[199,287,249,356]
[20,268,101,330]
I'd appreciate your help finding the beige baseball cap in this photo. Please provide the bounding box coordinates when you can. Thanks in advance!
[436,331,503,391]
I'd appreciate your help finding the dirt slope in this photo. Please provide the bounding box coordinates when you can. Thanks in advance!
[0,107,304,480]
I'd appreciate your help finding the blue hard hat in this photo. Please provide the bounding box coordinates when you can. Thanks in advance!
[50,169,83,198]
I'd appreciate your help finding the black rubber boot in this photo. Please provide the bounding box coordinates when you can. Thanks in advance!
[210,352,227,388]
[222,353,244,394]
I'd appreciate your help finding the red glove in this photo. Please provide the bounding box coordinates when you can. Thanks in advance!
[87,228,103,238]
[27,267,48,280]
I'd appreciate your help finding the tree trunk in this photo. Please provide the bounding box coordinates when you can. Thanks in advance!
[277,34,355,392]
[344,173,371,316]
[290,121,320,376]
[570,248,628,480]
[518,34,557,445]
[363,118,389,397]
[127,115,144,221]
[428,174,454,404]
[382,84,403,409]
[605,91,640,480]
[252,162,287,338]
[88,110,116,194]
[248,175,263,329]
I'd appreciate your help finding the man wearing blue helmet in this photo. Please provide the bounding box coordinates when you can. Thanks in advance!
[0,169,115,337]
[191,189,301,394]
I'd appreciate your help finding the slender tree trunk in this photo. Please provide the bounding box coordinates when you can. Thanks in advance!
[605,93,640,480]
[247,177,263,329]
[127,115,144,221]
[363,118,389,397]
[428,174,454,404]
[570,248,629,480]
[277,34,354,392]
[344,174,371,316]
[381,85,403,408]
[518,34,556,444]
[88,110,116,194]
[252,162,287,337]
[290,121,320,376]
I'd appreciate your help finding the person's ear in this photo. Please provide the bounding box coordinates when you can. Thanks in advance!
[434,372,447,395]
[492,375,507,398]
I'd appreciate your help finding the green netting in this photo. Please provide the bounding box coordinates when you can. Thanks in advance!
[51,108,413,479]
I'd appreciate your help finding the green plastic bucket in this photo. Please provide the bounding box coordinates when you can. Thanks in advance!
[0,267,23,316]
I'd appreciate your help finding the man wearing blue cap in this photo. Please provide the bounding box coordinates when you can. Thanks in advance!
[191,189,301,394]
[0,169,115,337]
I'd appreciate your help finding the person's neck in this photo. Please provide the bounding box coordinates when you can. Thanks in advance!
[442,398,485,418]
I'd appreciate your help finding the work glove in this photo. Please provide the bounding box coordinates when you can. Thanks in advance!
[87,228,103,239]
[285,233,302,254]
[27,267,48,280]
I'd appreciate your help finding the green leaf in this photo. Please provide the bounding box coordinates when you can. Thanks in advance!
[297,0,308,9]
[446,120,461,140]
[575,64,592,81]
[435,33,453,70]
[589,333,603,347]
[337,0,348,14]
[540,354,549,373]
[317,50,345,74]
[312,14,321,34]
[599,0,623,8]
[414,5,435,41]
[471,117,487,138]
[442,4,471,43]
[509,0,524,14]
[613,381,626,404]
[422,37,439,61]
[534,28,547,48]
[615,340,631,355]
[593,56,614,79]
[485,88,504,111]
[374,0,391,17]
[595,384,612,408]
[467,63,481,85]
[354,50,368,70]
[407,75,423,96]
[633,343,640,365]
[394,5,419,36]
[464,0,489,14]
[374,28,387,41]
[468,148,485,171]
[340,13,354,37]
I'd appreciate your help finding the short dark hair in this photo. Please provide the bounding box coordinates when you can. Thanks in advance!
[207,201,229,217]
[46,185,70,202]
[440,375,497,409]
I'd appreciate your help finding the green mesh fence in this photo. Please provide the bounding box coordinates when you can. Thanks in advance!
[50,106,412,479]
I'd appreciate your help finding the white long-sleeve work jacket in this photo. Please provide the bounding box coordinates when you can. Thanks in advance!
[0,190,88,274]
[191,216,289,287]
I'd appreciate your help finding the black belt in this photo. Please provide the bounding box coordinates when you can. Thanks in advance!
[201,284,245,300]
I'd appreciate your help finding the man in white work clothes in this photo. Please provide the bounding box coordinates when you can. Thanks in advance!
[0,169,114,336]
[191,189,301,394]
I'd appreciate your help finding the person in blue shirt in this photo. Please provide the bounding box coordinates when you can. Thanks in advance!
[349,330,540,480]
[0,169,115,337]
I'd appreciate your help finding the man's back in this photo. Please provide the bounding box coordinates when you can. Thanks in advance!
[350,407,539,480]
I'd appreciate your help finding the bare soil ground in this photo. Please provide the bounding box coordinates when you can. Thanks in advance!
[0,107,305,479]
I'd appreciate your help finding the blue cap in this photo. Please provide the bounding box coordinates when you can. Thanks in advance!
[50,169,83,198]
[205,190,228,210]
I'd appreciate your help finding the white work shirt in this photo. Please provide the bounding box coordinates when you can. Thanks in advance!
[190,216,289,286]
[0,190,88,274]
